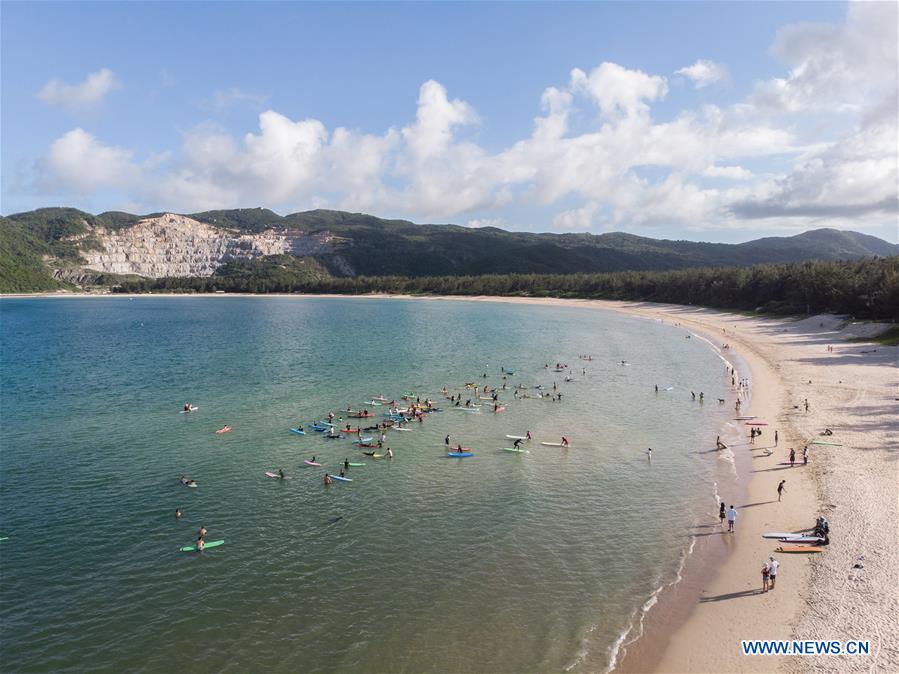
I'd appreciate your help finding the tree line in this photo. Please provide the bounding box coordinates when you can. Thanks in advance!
[112,256,899,320]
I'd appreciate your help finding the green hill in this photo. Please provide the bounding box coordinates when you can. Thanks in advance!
[2,206,897,292]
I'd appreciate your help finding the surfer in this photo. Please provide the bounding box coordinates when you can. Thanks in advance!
[175,508,182,519]
[526,430,532,439]
[197,537,205,552]
[198,525,207,540]
[183,403,192,411]
[513,438,523,448]
[561,436,570,447]
[278,468,285,479]
[363,451,375,457]
[311,456,316,463]
[180,475,189,485]
[654,384,658,393]
[646,447,652,460]
[344,458,350,470]
[386,447,393,459]
[445,435,450,447]
[187,480,197,488]
[324,473,332,485]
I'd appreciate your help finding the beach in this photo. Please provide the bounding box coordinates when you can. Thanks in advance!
[3,292,896,673]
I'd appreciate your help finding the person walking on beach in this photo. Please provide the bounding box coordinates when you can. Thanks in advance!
[726,505,737,532]
[719,502,726,526]
[789,448,796,466]
[803,446,809,465]
[774,430,778,446]
[768,556,779,589]
[804,398,809,412]
[777,480,787,501]
[762,560,771,592]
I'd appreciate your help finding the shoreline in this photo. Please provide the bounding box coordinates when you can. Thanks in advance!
[3,292,896,672]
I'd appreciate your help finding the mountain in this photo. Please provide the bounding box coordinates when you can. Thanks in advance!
[1,207,896,292]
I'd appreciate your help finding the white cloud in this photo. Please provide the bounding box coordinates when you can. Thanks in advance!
[570,62,668,118]
[41,128,141,192]
[198,87,268,111]
[676,60,727,88]
[703,165,753,180]
[30,5,897,237]
[37,68,119,110]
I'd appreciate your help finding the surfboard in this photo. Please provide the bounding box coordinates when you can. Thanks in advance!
[762,532,806,539]
[330,475,352,482]
[811,441,842,446]
[540,442,568,447]
[180,539,224,552]
[303,461,321,467]
[502,448,529,453]
[289,428,306,435]
[179,407,199,413]
[775,546,823,553]
[745,422,769,426]
[447,452,473,457]
[506,435,528,440]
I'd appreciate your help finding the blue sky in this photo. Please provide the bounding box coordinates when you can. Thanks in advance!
[2,1,896,242]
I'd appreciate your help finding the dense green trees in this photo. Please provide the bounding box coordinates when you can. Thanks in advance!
[113,256,899,320]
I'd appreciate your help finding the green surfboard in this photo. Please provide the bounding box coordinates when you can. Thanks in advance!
[180,539,224,552]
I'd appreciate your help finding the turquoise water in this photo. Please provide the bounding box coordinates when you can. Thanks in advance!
[0,297,737,673]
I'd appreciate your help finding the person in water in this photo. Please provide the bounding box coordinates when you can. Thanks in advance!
[526,431,532,439]
[197,537,205,552]
[456,444,463,452]
[561,436,570,447]
[198,525,207,539]
[311,456,316,463]
[278,468,285,479]
[183,403,192,411]
[386,447,393,459]
[187,480,197,488]
[339,470,346,478]
[180,475,188,485]
[445,435,450,447]
[344,458,350,470]
[324,473,332,485]
[175,508,182,519]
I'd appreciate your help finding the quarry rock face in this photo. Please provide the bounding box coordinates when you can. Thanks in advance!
[78,213,333,278]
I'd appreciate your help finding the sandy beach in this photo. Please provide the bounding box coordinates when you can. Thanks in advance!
[5,292,897,673]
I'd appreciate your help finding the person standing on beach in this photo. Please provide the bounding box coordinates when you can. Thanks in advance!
[768,557,779,589]
[777,480,787,501]
[762,560,771,592]
[804,398,809,412]
[727,505,737,532]
[775,430,778,446]
[719,502,726,526]
[803,446,809,465]
[789,448,796,467]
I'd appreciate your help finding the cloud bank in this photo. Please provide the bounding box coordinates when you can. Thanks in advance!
[32,4,897,235]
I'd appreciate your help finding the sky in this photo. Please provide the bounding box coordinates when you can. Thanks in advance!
[1,1,896,243]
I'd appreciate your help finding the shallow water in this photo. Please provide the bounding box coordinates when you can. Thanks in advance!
[0,297,738,673]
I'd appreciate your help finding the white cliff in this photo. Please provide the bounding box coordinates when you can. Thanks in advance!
[77,213,334,278]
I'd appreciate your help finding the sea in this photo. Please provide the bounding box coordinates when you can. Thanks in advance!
[0,296,745,673]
